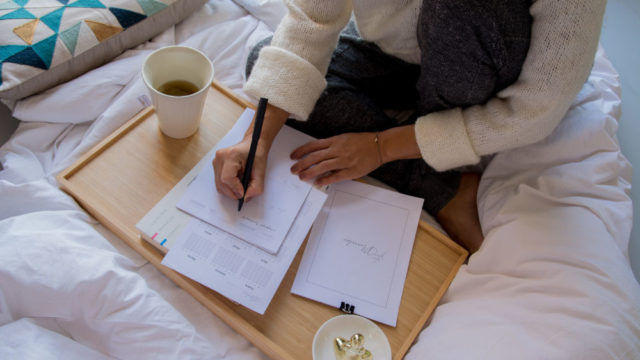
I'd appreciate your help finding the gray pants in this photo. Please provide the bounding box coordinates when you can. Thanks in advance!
[247,0,531,216]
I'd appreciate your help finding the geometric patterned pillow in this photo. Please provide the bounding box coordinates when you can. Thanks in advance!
[0,0,207,100]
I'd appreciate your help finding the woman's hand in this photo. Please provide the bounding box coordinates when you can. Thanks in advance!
[213,138,270,201]
[212,103,289,202]
[290,132,383,186]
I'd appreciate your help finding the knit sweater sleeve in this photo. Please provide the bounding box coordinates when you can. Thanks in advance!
[414,0,607,171]
[243,0,352,119]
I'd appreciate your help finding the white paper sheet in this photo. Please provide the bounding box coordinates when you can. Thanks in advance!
[162,186,327,314]
[136,108,258,251]
[177,110,315,254]
[291,181,423,327]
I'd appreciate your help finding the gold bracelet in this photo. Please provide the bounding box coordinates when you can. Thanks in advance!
[374,132,383,165]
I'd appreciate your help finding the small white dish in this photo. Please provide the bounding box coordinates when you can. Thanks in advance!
[312,315,391,360]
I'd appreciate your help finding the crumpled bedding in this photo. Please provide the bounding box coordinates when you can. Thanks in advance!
[1,1,639,359]
[407,46,640,359]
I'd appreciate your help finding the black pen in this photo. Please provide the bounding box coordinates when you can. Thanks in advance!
[238,97,268,211]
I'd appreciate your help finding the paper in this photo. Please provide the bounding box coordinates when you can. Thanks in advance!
[291,180,424,327]
[162,186,327,314]
[135,108,263,251]
[177,109,317,254]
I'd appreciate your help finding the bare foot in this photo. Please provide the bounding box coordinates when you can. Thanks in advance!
[436,172,484,254]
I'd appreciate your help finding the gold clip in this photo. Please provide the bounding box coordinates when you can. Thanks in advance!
[334,333,372,359]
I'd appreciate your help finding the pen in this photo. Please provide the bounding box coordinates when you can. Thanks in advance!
[238,97,268,211]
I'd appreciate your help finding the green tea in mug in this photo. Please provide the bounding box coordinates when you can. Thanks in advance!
[157,80,200,96]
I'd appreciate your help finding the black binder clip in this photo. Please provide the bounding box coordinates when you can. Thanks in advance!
[340,301,355,314]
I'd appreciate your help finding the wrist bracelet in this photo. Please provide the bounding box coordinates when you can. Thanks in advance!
[374,132,383,165]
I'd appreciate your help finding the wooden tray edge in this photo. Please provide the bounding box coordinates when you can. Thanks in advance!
[394,221,468,358]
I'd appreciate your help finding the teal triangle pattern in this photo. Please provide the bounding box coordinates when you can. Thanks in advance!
[68,0,105,8]
[0,7,36,19]
[0,44,27,62]
[136,0,166,16]
[59,21,81,55]
[4,47,47,69]
[109,7,146,28]
[13,0,27,6]
[0,1,20,10]
[40,7,66,32]
[32,34,57,69]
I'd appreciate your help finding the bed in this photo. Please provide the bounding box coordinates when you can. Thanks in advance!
[1,0,639,358]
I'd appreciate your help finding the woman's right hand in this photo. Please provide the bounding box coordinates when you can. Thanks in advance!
[213,137,270,202]
[212,103,290,202]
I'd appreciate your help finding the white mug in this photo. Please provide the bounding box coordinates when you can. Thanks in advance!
[142,46,214,139]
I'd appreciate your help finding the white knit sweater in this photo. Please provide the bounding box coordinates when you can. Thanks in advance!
[244,0,606,171]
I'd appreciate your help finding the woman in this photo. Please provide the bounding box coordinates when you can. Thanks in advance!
[213,0,606,253]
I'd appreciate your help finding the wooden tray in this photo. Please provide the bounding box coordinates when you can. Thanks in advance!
[57,81,468,359]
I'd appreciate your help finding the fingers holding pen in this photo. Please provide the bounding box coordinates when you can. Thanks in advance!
[213,149,244,199]
[243,151,267,201]
[211,102,289,204]
[215,141,270,200]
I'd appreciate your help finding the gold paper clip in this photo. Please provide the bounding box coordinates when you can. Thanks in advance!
[334,333,372,359]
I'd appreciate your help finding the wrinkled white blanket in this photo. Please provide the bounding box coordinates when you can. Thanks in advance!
[1,1,639,359]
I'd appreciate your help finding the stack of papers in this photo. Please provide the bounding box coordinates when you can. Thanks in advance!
[163,188,326,314]
[141,108,425,325]
[176,118,316,254]
[149,108,328,314]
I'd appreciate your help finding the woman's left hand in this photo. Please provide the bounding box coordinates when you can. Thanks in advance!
[290,132,383,186]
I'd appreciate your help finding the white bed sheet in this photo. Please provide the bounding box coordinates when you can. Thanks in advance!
[1,1,639,359]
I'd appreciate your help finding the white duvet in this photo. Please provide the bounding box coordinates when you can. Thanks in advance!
[1,1,639,359]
